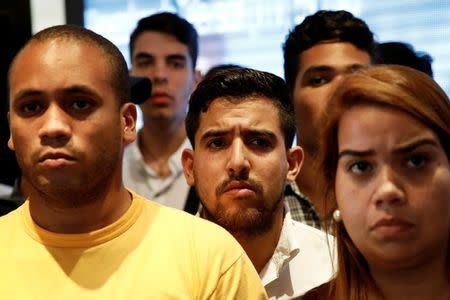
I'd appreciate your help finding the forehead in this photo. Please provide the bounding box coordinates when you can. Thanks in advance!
[132,31,190,56]
[338,104,436,148]
[297,42,371,76]
[9,39,113,100]
[11,38,109,75]
[196,97,283,134]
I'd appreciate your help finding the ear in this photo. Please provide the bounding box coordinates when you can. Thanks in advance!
[121,102,137,146]
[286,145,304,183]
[181,149,195,186]
[7,112,14,151]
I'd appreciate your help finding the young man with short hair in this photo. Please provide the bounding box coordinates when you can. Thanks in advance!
[182,68,333,299]
[283,10,375,220]
[123,12,201,213]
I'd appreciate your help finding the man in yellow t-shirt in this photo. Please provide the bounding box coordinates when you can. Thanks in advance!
[0,24,267,300]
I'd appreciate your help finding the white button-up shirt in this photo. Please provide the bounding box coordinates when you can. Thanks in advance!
[122,138,191,210]
[260,204,334,299]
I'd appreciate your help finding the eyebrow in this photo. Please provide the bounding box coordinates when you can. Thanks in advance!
[166,54,187,61]
[392,138,440,154]
[302,65,334,78]
[13,85,100,102]
[199,128,277,143]
[133,52,153,61]
[63,84,98,95]
[338,138,440,159]
[133,52,187,61]
[244,129,277,140]
[12,89,43,102]
[303,64,366,77]
[199,129,227,144]
[338,149,375,159]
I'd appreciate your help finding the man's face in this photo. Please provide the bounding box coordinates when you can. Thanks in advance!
[130,31,196,124]
[292,42,371,155]
[182,98,302,235]
[8,39,136,206]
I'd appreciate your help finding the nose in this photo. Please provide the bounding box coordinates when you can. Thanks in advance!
[38,104,71,146]
[327,74,345,97]
[227,139,250,179]
[372,166,406,209]
[151,61,168,85]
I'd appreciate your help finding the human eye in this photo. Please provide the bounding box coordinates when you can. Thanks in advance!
[249,137,272,149]
[134,56,153,69]
[405,153,429,169]
[308,76,328,87]
[72,99,92,110]
[23,102,42,113]
[65,97,96,116]
[206,138,227,150]
[67,97,96,113]
[348,160,372,174]
[18,101,44,116]
[138,59,152,68]
[168,59,186,69]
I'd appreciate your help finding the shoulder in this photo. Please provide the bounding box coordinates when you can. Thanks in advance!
[137,195,267,299]
[139,193,244,255]
[0,203,24,243]
[0,203,22,225]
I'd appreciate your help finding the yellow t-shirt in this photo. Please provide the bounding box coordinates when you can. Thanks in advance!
[0,192,267,299]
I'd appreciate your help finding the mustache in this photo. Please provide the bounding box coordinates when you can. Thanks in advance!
[215,177,263,197]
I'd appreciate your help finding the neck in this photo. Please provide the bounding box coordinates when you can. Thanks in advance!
[370,255,450,300]
[233,206,284,273]
[295,149,327,217]
[138,119,187,178]
[27,173,132,234]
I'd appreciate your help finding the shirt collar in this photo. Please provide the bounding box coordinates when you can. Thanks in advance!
[259,201,301,285]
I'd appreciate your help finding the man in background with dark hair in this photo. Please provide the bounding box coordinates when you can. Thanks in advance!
[0,24,267,299]
[182,68,333,299]
[282,10,375,221]
[203,63,243,79]
[123,12,201,213]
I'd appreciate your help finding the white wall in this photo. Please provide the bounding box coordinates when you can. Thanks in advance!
[30,0,66,33]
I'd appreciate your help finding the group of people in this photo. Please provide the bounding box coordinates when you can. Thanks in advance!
[0,8,448,300]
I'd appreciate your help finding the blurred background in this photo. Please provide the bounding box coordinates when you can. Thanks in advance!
[82,0,450,93]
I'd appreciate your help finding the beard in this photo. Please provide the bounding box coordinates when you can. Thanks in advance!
[199,177,284,237]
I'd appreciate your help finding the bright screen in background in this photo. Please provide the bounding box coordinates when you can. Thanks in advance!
[85,0,450,95]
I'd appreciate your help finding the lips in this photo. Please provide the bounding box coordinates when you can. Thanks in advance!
[149,92,172,105]
[151,92,170,99]
[38,152,76,168]
[222,181,256,193]
[370,217,414,236]
[39,152,75,162]
[152,92,170,98]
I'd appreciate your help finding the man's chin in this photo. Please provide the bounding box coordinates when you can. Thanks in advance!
[213,207,274,236]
